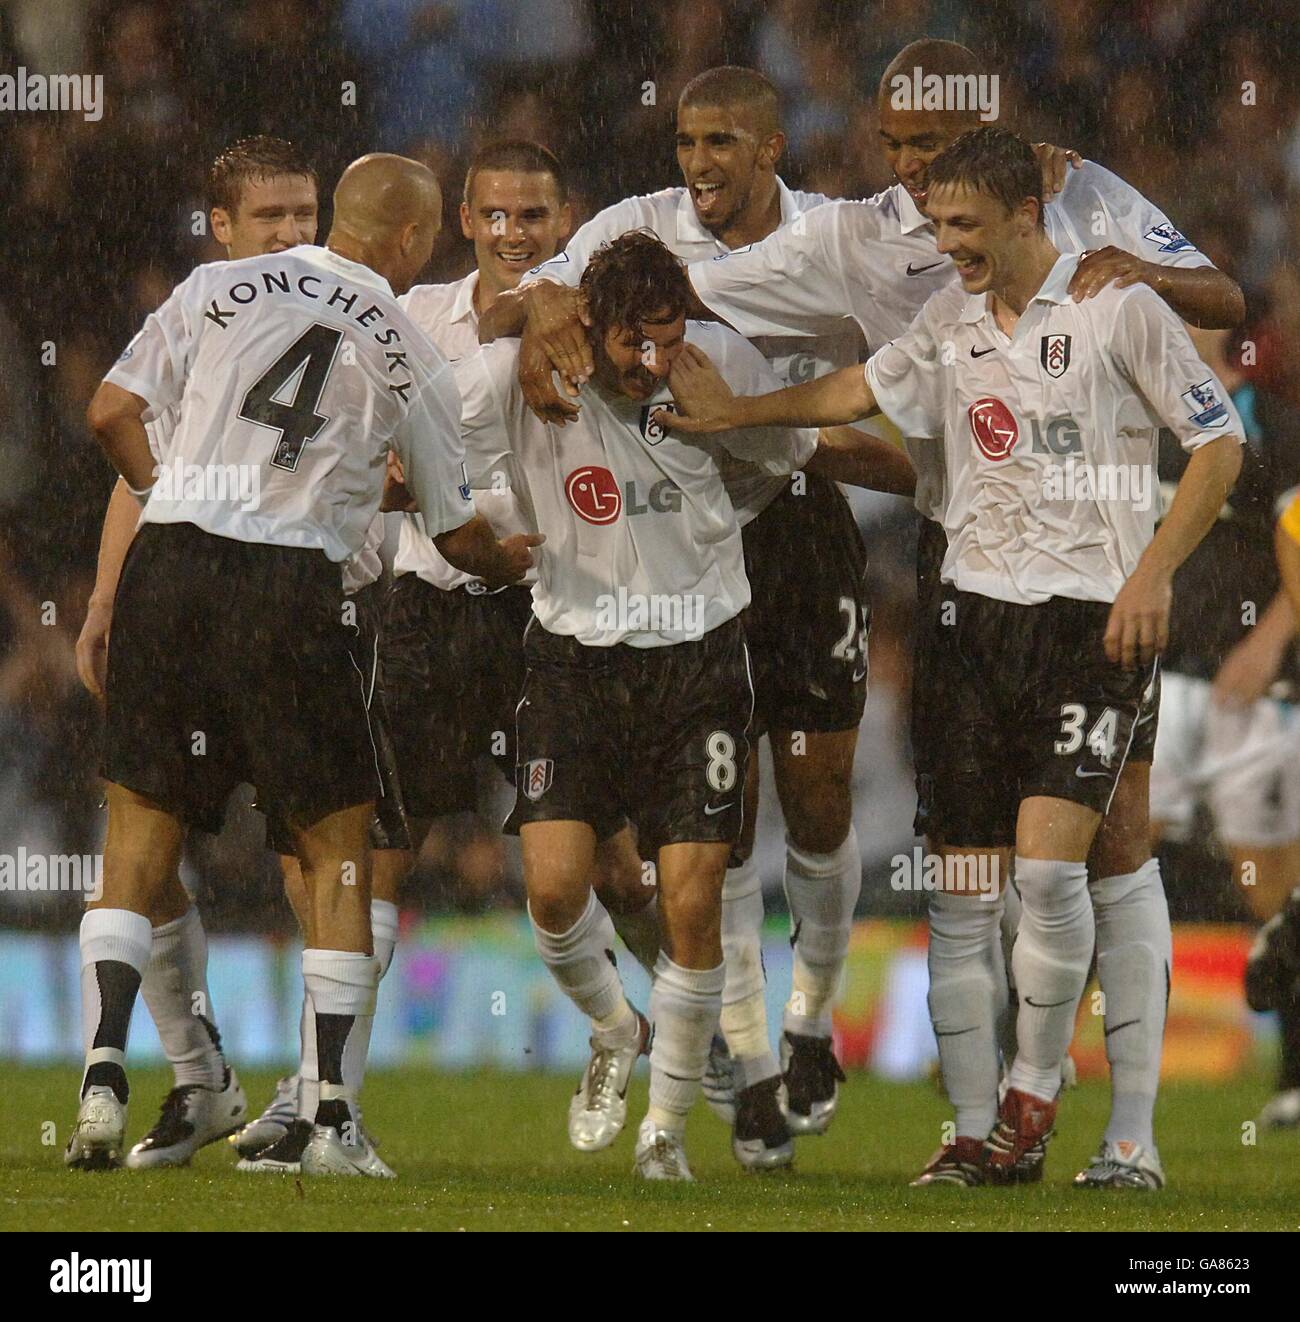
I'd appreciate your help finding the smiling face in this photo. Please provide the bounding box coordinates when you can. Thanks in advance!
[212,172,318,259]
[675,101,782,235]
[594,310,687,401]
[926,180,1039,295]
[461,168,569,296]
[877,102,976,210]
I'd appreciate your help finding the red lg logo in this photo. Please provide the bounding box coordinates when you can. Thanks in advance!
[565,465,622,524]
[968,397,1018,461]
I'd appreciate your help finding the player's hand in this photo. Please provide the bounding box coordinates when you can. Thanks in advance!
[381,450,417,512]
[1105,566,1172,669]
[519,328,581,425]
[1069,246,1153,301]
[484,532,546,588]
[1211,628,1284,710]
[1032,142,1082,199]
[75,598,113,699]
[525,282,593,390]
[656,343,737,434]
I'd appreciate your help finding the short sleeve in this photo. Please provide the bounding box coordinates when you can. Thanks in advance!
[1064,163,1213,271]
[104,269,202,414]
[1110,285,1244,453]
[864,300,945,439]
[394,349,475,539]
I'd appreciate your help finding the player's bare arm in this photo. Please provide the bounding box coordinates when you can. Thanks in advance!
[86,381,158,497]
[804,426,917,497]
[1211,590,1297,709]
[434,512,543,589]
[1106,434,1243,668]
[659,344,878,433]
[1031,142,1083,198]
[75,478,143,697]
[1069,249,1245,328]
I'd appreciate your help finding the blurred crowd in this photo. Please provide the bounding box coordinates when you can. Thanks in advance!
[2,0,1298,929]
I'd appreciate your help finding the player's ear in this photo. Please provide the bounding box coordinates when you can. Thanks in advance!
[759,130,786,171]
[459,200,473,241]
[557,201,573,242]
[210,207,233,246]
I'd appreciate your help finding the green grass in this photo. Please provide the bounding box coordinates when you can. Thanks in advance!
[2,1066,1297,1231]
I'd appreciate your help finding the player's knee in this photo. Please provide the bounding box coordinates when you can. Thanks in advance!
[526,871,591,932]
[784,777,853,854]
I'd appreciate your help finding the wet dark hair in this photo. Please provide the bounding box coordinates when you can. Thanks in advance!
[463,139,567,206]
[580,230,693,341]
[925,126,1043,226]
[206,136,318,215]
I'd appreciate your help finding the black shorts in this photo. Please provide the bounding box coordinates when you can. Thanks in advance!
[104,522,380,836]
[928,589,1156,848]
[1130,663,1161,763]
[741,476,869,735]
[911,516,952,837]
[381,575,534,820]
[264,579,409,854]
[505,616,753,854]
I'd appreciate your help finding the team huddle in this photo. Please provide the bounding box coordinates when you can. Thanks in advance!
[65,37,1277,1189]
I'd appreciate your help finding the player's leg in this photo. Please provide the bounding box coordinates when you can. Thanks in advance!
[1076,759,1170,1190]
[67,784,182,1170]
[635,839,730,1180]
[127,868,248,1168]
[591,824,660,976]
[522,819,649,1152]
[770,726,860,1135]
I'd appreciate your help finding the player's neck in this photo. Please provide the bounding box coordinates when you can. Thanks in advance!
[717,180,783,251]
[474,266,509,316]
[990,235,1061,327]
[324,233,391,287]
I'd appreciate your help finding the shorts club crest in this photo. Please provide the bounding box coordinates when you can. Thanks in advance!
[524,758,554,802]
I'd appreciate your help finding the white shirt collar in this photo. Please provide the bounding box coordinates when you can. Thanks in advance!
[957,250,1078,324]
[675,175,803,247]
[449,269,481,325]
[895,183,933,236]
[295,244,395,298]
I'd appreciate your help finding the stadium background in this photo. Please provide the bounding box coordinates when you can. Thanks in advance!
[0,0,1294,1081]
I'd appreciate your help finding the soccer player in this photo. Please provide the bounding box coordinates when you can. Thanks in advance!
[659,126,1243,1183]
[468,230,891,1179]
[675,38,1245,1189]
[73,137,323,1169]
[1152,338,1300,1133]
[67,152,535,1176]
[479,66,910,1169]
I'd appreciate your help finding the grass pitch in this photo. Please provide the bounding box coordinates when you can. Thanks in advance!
[2,1066,1297,1232]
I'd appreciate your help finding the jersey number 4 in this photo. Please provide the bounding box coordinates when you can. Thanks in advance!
[239,323,344,472]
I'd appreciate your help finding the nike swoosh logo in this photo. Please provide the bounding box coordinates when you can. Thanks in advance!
[1023,996,1073,1009]
[1075,767,1109,779]
[703,801,734,816]
[1104,1018,1141,1037]
[906,261,944,276]
[851,666,868,683]
[971,346,997,358]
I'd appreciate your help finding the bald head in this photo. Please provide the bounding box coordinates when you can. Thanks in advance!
[328,153,442,294]
[879,40,986,102]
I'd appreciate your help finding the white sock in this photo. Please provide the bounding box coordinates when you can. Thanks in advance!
[1007,857,1094,1101]
[79,908,153,1096]
[609,894,661,979]
[297,990,318,1121]
[139,906,224,1088]
[339,899,401,1104]
[301,948,379,1117]
[994,878,1021,1067]
[928,888,1004,1138]
[646,954,724,1135]
[720,855,778,1088]
[529,891,633,1039]
[783,827,862,1038]
[1093,858,1170,1150]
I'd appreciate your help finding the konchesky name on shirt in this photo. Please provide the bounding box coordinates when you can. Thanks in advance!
[593,586,708,640]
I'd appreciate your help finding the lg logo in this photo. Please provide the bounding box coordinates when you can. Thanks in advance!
[565,467,684,523]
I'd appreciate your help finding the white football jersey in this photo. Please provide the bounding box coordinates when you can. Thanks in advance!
[106,245,473,564]
[688,164,1216,519]
[522,179,866,391]
[864,251,1243,606]
[455,323,817,647]
[395,271,536,592]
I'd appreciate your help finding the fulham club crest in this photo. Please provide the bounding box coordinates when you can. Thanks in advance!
[1040,333,1071,378]
[640,402,677,444]
[523,758,553,802]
